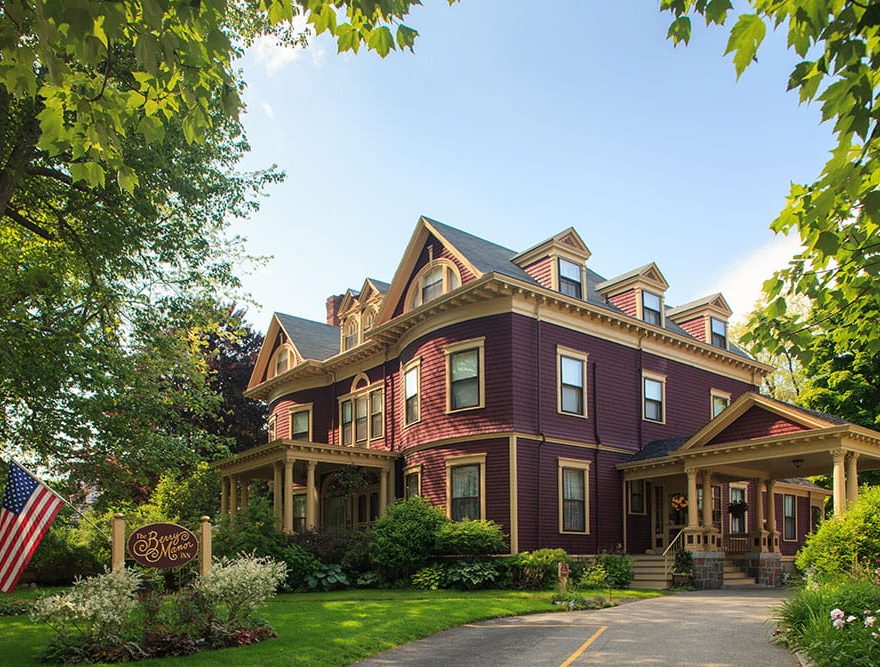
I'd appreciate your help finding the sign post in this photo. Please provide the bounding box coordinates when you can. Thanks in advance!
[558,561,570,596]
[198,516,212,576]
[111,513,125,572]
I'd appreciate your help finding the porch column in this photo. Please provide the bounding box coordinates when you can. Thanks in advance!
[766,480,777,552]
[240,478,250,513]
[306,461,318,530]
[273,461,283,522]
[832,449,847,516]
[220,475,228,515]
[283,458,294,534]
[229,476,238,517]
[701,472,713,528]
[846,452,860,506]
[379,468,388,517]
[754,478,767,552]
[385,468,395,506]
[686,468,699,529]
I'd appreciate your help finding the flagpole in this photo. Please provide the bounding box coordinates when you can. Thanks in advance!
[8,458,112,542]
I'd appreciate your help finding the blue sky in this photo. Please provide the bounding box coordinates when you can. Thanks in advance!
[231,2,831,331]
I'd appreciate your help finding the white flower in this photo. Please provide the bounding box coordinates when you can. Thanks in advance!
[847,615,857,623]
[866,616,876,628]
[833,618,846,630]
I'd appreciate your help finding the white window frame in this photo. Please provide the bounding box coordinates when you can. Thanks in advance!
[445,454,486,521]
[557,346,589,418]
[641,290,663,326]
[642,371,667,424]
[403,358,421,427]
[783,493,798,542]
[557,257,584,299]
[710,389,731,418]
[404,464,422,499]
[406,260,463,311]
[444,338,486,413]
[558,458,590,534]
[338,380,384,445]
[710,317,728,349]
[288,403,313,441]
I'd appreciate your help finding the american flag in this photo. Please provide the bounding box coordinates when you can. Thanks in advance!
[0,461,64,593]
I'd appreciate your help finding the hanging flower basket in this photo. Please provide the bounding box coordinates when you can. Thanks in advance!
[671,494,689,511]
[728,500,749,515]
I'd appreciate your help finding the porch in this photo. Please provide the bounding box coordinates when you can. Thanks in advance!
[214,440,400,533]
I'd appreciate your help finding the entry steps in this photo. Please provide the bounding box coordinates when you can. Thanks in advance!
[629,554,759,589]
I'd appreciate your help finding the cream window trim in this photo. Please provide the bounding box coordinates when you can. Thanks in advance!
[638,288,664,327]
[405,259,463,312]
[404,464,422,498]
[729,482,749,535]
[338,380,385,444]
[445,454,487,520]
[558,457,591,535]
[269,345,294,379]
[627,479,647,515]
[288,402,313,441]
[709,316,729,350]
[557,346,589,418]
[444,337,486,414]
[267,414,277,442]
[549,251,586,294]
[783,493,798,542]
[402,358,422,428]
[710,389,732,418]
[341,315,362,351]
[641,371,667,424]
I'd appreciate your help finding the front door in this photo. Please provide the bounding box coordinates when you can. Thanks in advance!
[652,484,665,551]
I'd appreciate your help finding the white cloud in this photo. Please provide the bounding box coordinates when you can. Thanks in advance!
[261,101,275,119]
[709,233,802,322]
[248,15,328,76]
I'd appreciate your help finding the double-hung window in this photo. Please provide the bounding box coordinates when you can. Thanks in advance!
[404,467,421,499]
[290,408,310,441]
[446,340,485,412]
[267,415,277,442]
[449,463,481,521]
[341,400,353,445]
[711,318,728,349]
[729,486,747,534]
[421,266,444,304]
[783,494,797,541]
[628,480,646,514]
[642,291,662,326]
[404,361,420,425]
[559,459,589,533]
[558,258,583,298]
[355,395,369,443]
[293,494,306,533]
[643,374,665,423]
[711,390,730,418]
[370,389,384,438]
[558,348,588,416]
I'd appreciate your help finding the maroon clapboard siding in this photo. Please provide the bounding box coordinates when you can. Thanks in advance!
[515,438,628,554]
[523,257,553,289]
[608,290,637,318]
[403,439,511,541]
[392,234,477,317]
[707,406,807,446]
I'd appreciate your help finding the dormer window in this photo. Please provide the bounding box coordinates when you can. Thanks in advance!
[343,317,359,351]
[362,308,377,333]
[710,318,728,349]
[270,346,293,378]
[642,291,662,326]
[558,258,583,298]
[407,261,462,311]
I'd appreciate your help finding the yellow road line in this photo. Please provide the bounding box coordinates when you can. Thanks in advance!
[559,625,608,667]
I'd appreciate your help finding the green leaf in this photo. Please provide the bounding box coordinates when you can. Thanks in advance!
[724,14,766,78]
[396,24,418,51]
[367,26,395,57]
[704,0,732,25]
[116,165,138,194]
[667,16,691,46]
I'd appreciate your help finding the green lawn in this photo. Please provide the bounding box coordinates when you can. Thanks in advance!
[0,588,665,666]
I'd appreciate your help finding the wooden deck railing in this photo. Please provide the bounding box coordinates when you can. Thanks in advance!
[723,535,751,553]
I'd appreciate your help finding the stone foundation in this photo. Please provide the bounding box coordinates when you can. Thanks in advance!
[731,552,783,586]
[691,552,725,589]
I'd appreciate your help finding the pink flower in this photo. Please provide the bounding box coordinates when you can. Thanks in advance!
[833,618,846,630]
[866,616,876,628]
[831,609,845,621]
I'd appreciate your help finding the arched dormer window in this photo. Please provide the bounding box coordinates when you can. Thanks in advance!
[270,345,294,378]
[342,316,360,351]
[407,260,462,311]
[362,307,377,333]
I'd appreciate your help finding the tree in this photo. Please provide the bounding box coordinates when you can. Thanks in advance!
[660,2,880,362]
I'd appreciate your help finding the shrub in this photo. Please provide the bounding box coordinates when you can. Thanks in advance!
[153,462,220,525]
[435,519,507,556]
[797,487,880,580]
[775,578,880,666]
[443,559,501,590]
[370,497,449,575]
[577,562,609,590]
[595,552,635,589]
[673,548,694,576]
[411,565,446,590]
[281,544,322,591]
[507,549,570,589]
[213,496,287,561]
[24,520,102,585]
[31,567,143,649]
[191,554,287,635]
[354,571,386,588]
[304,563,349,591]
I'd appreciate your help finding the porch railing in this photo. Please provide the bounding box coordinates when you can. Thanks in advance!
[723,535,751,553]
[662,528,685,579]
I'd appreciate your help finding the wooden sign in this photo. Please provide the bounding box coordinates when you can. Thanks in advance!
[558,562,570,581]
[127,522,199,569]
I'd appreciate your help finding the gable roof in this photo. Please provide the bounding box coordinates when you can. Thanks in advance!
[667,293,732,320]
[367,278,390,293]
[274,313,339,361]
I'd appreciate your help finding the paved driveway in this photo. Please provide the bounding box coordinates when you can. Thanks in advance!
[356,589,796,667]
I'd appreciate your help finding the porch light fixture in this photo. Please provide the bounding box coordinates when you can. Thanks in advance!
[792,458,804,470]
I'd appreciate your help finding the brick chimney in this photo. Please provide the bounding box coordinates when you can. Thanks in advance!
[325,294,344,326]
